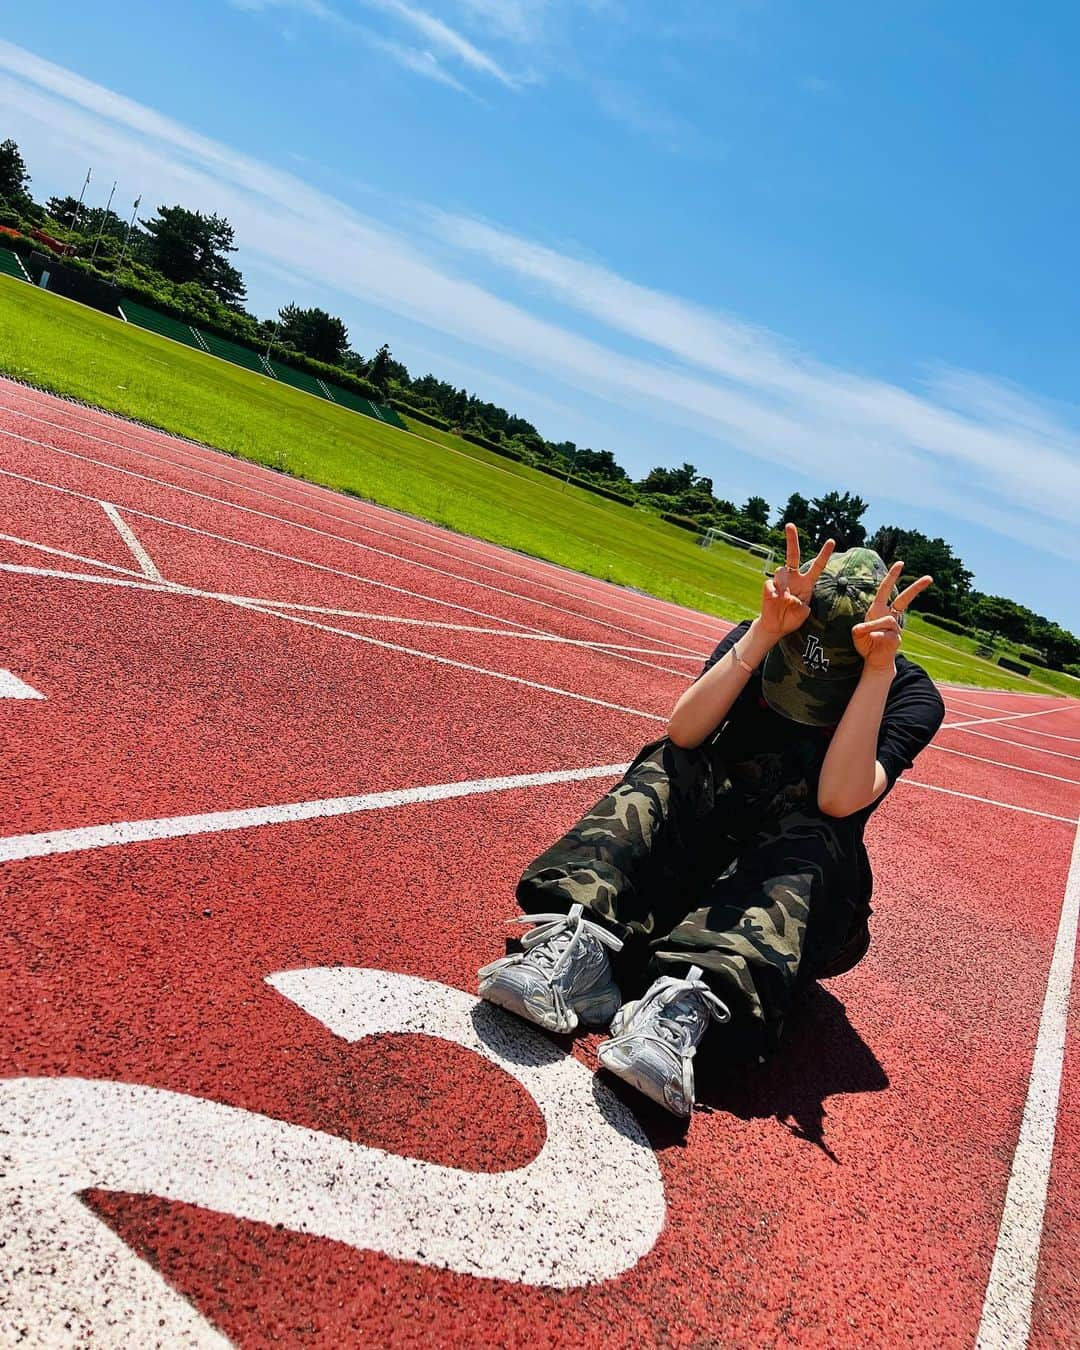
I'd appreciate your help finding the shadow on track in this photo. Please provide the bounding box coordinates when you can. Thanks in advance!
[596,983,888,1162]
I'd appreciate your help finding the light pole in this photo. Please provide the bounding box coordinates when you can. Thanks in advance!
[264,320,281,361]
[70,167,92,231]
[89,180,117,264]
[113,195,141,276]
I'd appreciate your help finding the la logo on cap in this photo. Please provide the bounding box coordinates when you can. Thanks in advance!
[802,634,830,673]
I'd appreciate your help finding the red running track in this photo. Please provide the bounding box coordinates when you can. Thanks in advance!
[1,377,1077,1348]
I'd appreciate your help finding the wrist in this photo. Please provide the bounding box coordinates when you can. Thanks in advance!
[743,619,779,664]
[859,659,896,683]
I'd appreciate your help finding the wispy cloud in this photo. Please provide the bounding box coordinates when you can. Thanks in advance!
[364,0,523,87]
[1,39,1075,573]
[368,34,474,93]
[592,79,716,157]
[454,0,550,43]
[231,0,514,93]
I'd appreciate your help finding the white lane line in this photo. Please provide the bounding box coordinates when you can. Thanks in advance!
[927,743,1080,787]
[0,762,629,863]
[0,427,708,656]
[0,561,668,724]
[894,778,1075,825]
[253,597,703,669]
[944,694,1026,716]
[943,707,1078,731]
[0,389,726,637]
[0,563,175,593]
[99,501,164,581]
[0,670,45,700]
[939,681,1069,703]
[945,727,1080,765]
[3,760,1073,865]
[0,554,694,663]
[975,817,1080,1350]
[988,723,1080,745]
[0,530,147,578]
[220,592,668,721]
[0,462,705,666]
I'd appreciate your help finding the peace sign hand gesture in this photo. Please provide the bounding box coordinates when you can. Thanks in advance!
[758,523,836,640]
[851,562,934,671]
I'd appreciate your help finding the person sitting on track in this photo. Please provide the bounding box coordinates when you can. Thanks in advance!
[477,525,944,1118]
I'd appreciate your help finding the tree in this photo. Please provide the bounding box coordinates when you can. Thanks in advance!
[867,525,973,618]
[277,304,349,364]
[0,138,32,212]
[805,491,868,550]
[570,447,629,483]
[640,462,705,496]
[775,492,811,533]
[741,496,770,527]
[1030,620,1080,670]
[140,205,246,306]
[45,194,84,228]
[367,343,394,394]
[969,595,1030,645]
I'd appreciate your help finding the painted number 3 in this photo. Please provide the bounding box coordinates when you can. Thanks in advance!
[0,968,666,1347]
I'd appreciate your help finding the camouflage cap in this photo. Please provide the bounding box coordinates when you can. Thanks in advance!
[761,547,899,726]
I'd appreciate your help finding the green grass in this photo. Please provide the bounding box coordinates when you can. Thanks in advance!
[0,276,1073,700]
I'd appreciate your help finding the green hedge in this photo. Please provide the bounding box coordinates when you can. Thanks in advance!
[533,461,637,504]
[461,428,512,454]
[923,613,975,638]
[661,511,706,534]
[998,656,1031,677]
[392,400,452,431]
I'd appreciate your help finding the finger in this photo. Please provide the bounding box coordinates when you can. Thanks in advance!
[853,616,901,636]
[784,522,801,571]
[871,560,905,611]
[891,574,934,614]
[804,537,836,586]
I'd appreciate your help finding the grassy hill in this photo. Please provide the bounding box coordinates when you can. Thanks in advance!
[0,276,1074,698]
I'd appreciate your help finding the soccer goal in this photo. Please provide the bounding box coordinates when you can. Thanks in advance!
[698,526,775,573]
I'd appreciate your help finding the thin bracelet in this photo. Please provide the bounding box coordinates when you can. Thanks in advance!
[732,642,756,675]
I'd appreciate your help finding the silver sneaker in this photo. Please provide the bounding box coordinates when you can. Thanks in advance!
[477,903,624,1034]
[597,965,730,1117]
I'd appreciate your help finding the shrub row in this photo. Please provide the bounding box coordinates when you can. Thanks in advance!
[460,428,514,455]
[534,462,637,504]
[391,401,452,431]
[998,656,1031,677]
[661,511,706,534]
[922,613,975,638]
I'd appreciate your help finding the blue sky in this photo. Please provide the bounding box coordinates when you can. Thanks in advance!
[2,3,1078,629]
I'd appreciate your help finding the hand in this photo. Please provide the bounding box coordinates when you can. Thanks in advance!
[758,523,836,640]
[852,563,933,671]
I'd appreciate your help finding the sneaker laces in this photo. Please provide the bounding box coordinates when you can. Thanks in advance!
[478,903,623,982]
[621,968,730,1056]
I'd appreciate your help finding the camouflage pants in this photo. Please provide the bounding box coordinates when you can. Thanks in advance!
[517,735,867,1057]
